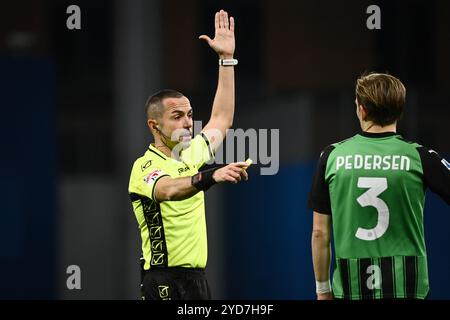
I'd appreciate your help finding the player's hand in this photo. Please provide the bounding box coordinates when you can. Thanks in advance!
[316,292,333,300]
[213,162,248,184]
[199,10,235,59]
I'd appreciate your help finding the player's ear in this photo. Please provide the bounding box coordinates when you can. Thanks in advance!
[359,105,368,121]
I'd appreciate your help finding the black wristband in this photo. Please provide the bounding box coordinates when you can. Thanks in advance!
[191,168,217,191]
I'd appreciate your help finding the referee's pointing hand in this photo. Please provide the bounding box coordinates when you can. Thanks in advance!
[213,162,249,184]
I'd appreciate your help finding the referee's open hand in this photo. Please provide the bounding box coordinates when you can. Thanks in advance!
[213,162,249,184]
[199,9,235,59]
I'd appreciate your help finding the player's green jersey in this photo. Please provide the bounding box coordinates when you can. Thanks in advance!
[309,131,450,299]
[327,133,427,299]
[128,133,214,270]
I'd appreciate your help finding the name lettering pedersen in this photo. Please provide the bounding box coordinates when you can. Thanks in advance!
[336,154,410,171]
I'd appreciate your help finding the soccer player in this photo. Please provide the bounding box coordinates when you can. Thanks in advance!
[308,73,450,300]
[128,10,248,300]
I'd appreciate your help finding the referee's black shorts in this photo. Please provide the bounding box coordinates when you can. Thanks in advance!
[141,267,211,300]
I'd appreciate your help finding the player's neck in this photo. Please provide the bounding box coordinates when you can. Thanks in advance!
[362,122,397,134]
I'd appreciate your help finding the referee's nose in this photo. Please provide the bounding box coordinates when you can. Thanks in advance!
[183,116,193,131]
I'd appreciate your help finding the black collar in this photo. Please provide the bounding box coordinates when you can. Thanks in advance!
[359,131,398,138]
[148,144,167,160]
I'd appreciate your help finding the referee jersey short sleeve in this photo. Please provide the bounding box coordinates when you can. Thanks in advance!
[129,161,169,202]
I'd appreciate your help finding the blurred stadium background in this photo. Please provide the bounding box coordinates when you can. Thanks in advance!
[1,0,449,299]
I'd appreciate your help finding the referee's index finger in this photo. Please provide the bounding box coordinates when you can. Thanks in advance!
[233,162,249,167]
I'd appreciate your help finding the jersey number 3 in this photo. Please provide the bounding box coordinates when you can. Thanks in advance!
[355,177,389,241]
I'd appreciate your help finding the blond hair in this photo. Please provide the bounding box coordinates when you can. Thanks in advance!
[355,73,406,126]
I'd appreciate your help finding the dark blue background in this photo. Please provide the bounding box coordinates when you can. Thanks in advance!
[0,57,57,299]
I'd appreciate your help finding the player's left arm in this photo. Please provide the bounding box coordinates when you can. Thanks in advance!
[199,10,235,152]
[417,146,450,205]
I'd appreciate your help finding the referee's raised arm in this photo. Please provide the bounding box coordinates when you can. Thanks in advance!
[199,10,237,152]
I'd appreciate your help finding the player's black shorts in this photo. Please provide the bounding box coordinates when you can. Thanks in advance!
[141,267,211,300]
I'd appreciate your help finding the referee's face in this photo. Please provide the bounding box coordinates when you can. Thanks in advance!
[160,96,193,147]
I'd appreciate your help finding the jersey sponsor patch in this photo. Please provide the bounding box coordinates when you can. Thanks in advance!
[442,158,450,171]
[177,165,190,175]
[144,169,163,185]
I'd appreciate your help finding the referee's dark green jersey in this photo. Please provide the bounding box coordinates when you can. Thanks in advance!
[308,132,450,299]
[129,133,214,270]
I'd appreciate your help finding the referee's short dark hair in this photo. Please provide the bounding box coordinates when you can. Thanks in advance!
[356,73,406,126]
[145,89,185,120]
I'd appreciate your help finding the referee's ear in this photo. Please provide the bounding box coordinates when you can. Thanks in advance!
[147,119,158,134]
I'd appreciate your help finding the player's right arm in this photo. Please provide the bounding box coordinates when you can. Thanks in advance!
[312,211,333,300]
[308,146,335,299]
[154,162,249,202]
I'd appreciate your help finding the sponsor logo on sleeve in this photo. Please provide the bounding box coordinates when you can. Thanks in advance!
[144,170,163,185]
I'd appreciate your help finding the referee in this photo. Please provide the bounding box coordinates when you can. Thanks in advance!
[308,73,450,300]
[129,10,248,300]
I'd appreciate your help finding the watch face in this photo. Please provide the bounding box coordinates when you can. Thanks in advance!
[220,59,238,66]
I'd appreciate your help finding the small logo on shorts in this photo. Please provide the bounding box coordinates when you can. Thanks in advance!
[158,285,170,300]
